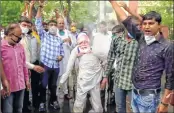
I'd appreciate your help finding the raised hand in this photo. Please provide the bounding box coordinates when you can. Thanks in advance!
[54,8,59,13]
[30,0,35,7]
[63,8,68,17]
[118,1,128,9]
[39,0,44,7]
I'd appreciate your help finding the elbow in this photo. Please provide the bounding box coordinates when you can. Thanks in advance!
[165,82,174,90]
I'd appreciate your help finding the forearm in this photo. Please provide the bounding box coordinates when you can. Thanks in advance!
[28,5,33,20]
[36,6,42,19]
[124,7,143,22]
[55,12,60,19]
[26,62,35,70]
[110,1,127,22]
[161,89,173,104]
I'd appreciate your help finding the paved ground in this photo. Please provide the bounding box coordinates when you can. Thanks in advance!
[28,75,173,113]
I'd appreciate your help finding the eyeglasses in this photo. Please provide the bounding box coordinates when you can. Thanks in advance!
[12,34,22,39]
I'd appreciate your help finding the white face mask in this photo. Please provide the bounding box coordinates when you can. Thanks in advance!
[1,30,4,38]
[20,26,29,34]
[49,26,57,35]
[144,35,156,45]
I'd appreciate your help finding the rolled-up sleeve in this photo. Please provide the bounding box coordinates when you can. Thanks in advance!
[105,39,116,77]
[164,42,174,90]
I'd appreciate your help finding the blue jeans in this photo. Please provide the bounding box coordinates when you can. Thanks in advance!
[115,87,132,113]
[3,89,25,113]
[131,89,160,113]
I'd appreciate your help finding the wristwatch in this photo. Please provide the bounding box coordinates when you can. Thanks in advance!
[161,101,169,107]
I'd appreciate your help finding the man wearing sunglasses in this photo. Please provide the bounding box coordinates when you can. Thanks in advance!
[1,23,30,113]
[19,17,45,113]
[105,24,139,113]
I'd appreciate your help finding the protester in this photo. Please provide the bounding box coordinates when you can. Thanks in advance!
[60,33,103,113]
[1,23,30,113]
[108,1,174,113]
[105,24,138,113]
[35,1,64,112]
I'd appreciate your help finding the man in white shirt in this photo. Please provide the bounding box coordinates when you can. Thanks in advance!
[92,21,112,112]
[19,17,44,112]
[56,17,74,109]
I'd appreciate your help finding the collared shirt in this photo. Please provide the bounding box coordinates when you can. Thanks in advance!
[35,17,64,68]
[122,17,174,90]
[92,32,112,65]
[20,34,35,69]
[1,39,29,92]
[105,35,138,90]
[30,36,40,63]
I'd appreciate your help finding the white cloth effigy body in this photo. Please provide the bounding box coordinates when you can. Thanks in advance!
[60,46,104,94]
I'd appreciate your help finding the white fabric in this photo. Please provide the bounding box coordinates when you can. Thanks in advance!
[1,83,3,90]
[144,35,156,45]
[69,32,78,50]
[60,46,104,94]
[57,29,74,76]
[73,83,103,113]
[20,35,35,69]
[92,33,112,65]
[30,37,40,63]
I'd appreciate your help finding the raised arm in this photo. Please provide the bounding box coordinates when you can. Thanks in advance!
[60,47,78,84]
[35,1,45,39]
[21,1,29,17]
[55,9,60,20]
[109,1,142,40]
[28,1,35,20]
[118,1,143,22]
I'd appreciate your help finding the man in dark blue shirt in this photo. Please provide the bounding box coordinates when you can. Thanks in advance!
[103,1,174,113]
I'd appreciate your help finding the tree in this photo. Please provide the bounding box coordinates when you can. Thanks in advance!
[0,1,24,26]
[0,1,99,27]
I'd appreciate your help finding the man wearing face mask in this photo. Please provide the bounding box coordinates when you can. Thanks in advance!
[35,2,64,112]
[1,23,30,113]
[108,1,174,113]
[19,17,45,113]
[56,16,74,106]
[105,24,138,113]
[69,22,78,49]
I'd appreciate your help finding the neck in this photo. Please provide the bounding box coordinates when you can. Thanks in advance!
[6,37,15,46]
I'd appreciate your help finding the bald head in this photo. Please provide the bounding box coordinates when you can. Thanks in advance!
[5,23,22,45]
[57,17,65,30]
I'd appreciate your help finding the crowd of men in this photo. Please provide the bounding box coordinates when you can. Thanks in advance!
[0,1,174,113]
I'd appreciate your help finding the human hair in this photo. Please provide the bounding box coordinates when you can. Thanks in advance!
[42,22,48,25]
[100,21,107,26]
[143,11,162,24]
[4,23,20,35]
[47,20,57,25]
[112,24,125,34]
[19,16,32,25]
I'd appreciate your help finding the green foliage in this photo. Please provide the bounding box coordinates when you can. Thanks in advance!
[0,1,99,27]
[0,1,24,27]
[43,1,99,24]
